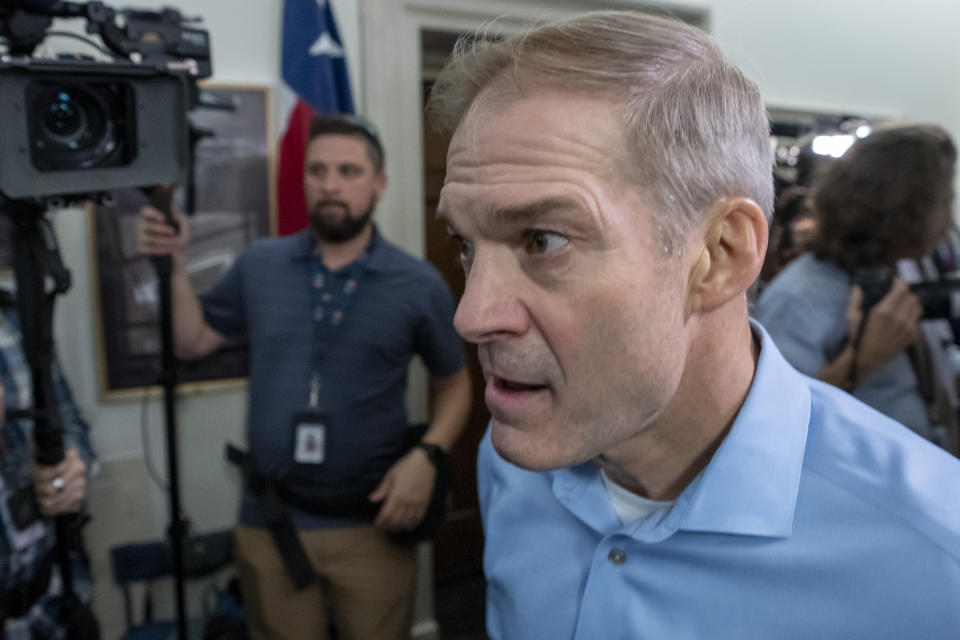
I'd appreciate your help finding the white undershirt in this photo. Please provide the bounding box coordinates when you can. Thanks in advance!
[601,469,674,525]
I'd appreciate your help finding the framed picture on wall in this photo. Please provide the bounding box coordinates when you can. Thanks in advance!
[91,83,275,400]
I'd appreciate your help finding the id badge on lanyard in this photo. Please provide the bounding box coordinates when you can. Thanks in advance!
[292,252,365,467]
[293,374,327,465]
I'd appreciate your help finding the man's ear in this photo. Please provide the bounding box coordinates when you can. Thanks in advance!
[686,198,768,315]
[374,171,388,201]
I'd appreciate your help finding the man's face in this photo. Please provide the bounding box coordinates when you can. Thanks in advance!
[304,134,385,242]
[438,91,693,471]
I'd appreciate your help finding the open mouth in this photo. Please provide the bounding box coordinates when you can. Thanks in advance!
[484,374,551,418]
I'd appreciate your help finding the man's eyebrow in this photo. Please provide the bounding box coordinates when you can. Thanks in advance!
[305,159,364,167]
[490,197,584,225]
[437,197,585,229]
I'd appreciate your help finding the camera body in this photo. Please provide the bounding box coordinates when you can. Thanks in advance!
[0,1,210,201]
[908,278,960,320]
[851,266,960,320]
[0,57,189,199]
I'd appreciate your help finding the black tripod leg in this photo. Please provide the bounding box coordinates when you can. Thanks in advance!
[142,186,190,640]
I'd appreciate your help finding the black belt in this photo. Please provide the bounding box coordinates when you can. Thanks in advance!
[225,444,394,590]
[225,434,449,591]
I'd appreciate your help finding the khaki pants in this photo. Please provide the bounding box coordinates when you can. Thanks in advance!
[234,524,417,640]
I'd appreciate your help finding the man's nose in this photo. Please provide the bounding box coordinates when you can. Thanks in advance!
[454,250,528,344]
[318,173,343,194]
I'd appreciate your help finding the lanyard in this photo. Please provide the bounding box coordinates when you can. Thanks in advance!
[308,252,367,411]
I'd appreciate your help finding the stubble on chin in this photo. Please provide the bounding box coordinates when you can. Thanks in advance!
[488,415,598,473]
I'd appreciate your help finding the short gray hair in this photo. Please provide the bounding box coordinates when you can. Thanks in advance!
[426,11,773,255]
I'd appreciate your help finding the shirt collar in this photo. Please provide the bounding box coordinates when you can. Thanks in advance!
[551,320,810,541]
[289,224,390,273]
[671,320,809,538]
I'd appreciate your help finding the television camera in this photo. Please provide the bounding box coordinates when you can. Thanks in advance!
[0,0,212,202]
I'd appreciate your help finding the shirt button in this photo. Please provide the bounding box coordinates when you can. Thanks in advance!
[608,548,627,566]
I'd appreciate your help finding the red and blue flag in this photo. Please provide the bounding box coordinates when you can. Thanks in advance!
[277,0,355,235]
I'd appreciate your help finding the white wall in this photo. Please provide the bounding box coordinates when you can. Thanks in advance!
[706,0,960,138]
[37,0,960,636]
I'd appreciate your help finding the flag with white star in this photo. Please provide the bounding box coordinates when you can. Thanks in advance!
[277,0,355,235]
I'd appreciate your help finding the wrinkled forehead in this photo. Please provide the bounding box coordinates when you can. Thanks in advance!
[438,87,663,250]
[446,84,632,186]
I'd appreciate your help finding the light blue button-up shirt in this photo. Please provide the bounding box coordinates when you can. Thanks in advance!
[478,322,960,639]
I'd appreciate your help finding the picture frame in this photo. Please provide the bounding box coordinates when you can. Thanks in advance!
[90,83,275,400]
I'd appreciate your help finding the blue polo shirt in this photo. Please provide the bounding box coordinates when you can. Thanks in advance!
[201,227,465,527]
[478,322,960,639]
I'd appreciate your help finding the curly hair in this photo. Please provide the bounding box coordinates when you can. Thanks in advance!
[813,124,956,271]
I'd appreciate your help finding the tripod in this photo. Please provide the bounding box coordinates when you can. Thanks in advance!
[5,196,99,637]
[139,121,219,638]
[143,186,190,640]
[7,194,190,638]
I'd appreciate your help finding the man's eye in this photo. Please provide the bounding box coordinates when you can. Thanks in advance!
[449,233,474,271]
[524,229,568,254]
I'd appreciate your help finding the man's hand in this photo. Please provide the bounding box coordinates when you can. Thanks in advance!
[136,205,190,268]
[369,448,437,531]
[33,448,87,515]
[847,278,923,378]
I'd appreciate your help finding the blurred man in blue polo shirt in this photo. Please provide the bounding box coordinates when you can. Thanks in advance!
[137,115,471,640]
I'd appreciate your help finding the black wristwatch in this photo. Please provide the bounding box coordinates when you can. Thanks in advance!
[415,442,447,470]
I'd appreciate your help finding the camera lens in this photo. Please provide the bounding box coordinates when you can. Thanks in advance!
[41,91,87,144]
[27,81,131,172]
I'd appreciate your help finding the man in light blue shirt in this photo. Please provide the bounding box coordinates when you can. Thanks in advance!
[427,10,960,639]
[476,322,960,638]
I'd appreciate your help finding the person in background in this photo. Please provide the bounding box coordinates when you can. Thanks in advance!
[757,185,816,286]
[137,114,471,640]
[754,125,957,449]
[0,296,97,639]
[427,10,960,639]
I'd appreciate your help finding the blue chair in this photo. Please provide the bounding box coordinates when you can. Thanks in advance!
[110,529,235,640]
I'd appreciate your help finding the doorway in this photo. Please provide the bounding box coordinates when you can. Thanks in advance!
[421,28,486,588]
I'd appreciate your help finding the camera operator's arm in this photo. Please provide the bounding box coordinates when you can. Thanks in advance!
[137,206,226,360]
[32,359,96,515]
[818,279,923,389]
